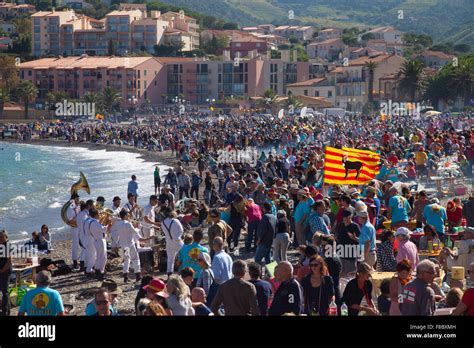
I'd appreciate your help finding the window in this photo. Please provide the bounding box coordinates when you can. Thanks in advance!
[328,91,332,97]
[304,90,308,96]
[314,91,319,97]
[144,70,147,76]
[144,81,147,89]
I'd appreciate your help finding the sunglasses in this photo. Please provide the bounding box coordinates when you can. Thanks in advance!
[96,300,109,306]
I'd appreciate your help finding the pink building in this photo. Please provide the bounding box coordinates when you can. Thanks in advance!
[19,56,166,106]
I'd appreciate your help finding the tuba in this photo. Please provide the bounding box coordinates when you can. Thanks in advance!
[61,172,91,227]
[97,206,115,226]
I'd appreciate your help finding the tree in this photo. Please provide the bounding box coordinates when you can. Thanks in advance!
[454,44,471,53]
[153,41,185,57]
[398,60,425,102]
[449,57,474,106]
[222,22,239,30]
[365,60,378,104]
[289,36,299,45]
[361,33,375,42]
[284,94,303,109]
[0,88,9,116]
[15,81,38,119]
[83,91,99,104]
[0,56,19,93]
[45,91,66,117]
[100,87,122,114]
[258,88,279,114]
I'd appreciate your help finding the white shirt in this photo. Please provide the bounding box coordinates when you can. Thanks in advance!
[142,204,156,229]
[66,202,80,228]
[161,217,184,242]
[84,218,107,242]
[124,201,142,221]
[76,210,89,243]
[110,204,122,223]
[112,220,141,248]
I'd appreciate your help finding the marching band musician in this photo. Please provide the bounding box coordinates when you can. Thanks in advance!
[113,210,152,283]
[141,195,161,247]
[83,209,112,280]
[67,193,81,272]
[123,193,142,222]
[110,196,123,251]
[76,200,93,272]
[160,206,184,278]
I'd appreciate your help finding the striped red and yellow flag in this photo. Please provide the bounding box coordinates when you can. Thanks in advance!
[323,146,380,185]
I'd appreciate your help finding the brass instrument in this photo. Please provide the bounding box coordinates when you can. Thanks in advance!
[61,172,91,227]
[98,207,115,226]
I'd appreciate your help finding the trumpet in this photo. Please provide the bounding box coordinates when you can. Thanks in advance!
[61,172,90,228]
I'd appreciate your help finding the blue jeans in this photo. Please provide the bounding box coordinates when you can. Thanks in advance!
[254,245,271,265]
[246,221,260,249]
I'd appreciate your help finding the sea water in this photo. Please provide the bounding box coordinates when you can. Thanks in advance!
[0,142,169,242]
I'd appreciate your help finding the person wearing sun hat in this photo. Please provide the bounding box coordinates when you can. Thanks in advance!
[395,227,419,269]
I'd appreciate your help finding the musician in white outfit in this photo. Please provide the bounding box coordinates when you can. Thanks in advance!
[66,193,81,271]
[110,196,123,250]
[84,209,111,280]
[113,210,152,283]
[160,207,184,277]
[141,195,161,247]
[76,201,92,272]
[123,193,142,222]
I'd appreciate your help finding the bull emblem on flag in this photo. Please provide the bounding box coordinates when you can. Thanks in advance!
[342,154,363,180]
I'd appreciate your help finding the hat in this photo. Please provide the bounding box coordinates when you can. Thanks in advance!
[113,196,121,202]
[197,252,211,267]
[164,184,171,190]
[347,188,359,196]
[356,210,368,218]
[395,227,412,237]
[143,278,168,298]
[191,170,197,174]
[97,196,106,202]
[279,195,288,201]
[297,189,308,196]
[385,180,393,186]
[101,279,122,295]
[289,184,299,190]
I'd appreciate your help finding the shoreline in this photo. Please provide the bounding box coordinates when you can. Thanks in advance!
[0,138,179,168]
[1,138,182,243]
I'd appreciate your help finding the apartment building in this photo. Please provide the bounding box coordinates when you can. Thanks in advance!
[31,9,77,57]
[0,2,35,19]
[317,28,342,42]
[334,53,405,111]
[160,11,199,50]
[19,56,165,106]
[286,77,337,105]
[274,26,314,41]
[359,26,404,44]
[31,8,200,57]
[306,38,345,60]
[417,50,456,69]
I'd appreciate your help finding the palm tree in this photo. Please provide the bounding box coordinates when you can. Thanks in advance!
[258,88,279,114]
[449,58,474,107]
[100,87,122,114]
[45,91,67,117]
[364,61,378,103]
[16,81,37,119]
[284,93,303,110]
[398,60,425,102]
[424,74,451,109]
[0,88,9,117]
[83,91,99,104]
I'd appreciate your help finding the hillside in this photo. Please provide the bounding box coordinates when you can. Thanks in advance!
[153,0,474,47]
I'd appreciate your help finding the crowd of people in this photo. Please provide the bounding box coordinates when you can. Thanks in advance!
[1,110,474,316]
